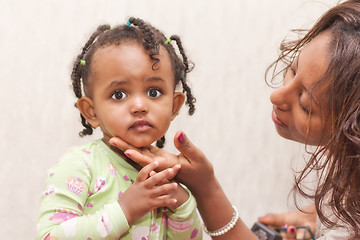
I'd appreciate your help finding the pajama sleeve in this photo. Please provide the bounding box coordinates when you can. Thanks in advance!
[35,149,129,240]
[165,184,203,239]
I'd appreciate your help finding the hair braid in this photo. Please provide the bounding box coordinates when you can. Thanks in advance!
[71,24,111,137]
[169,35,196,115]
[156,136,165,148]
[128,17,160,69]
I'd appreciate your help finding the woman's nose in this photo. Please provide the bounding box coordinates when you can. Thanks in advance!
[270,86,291,111]
[130,96,148,114]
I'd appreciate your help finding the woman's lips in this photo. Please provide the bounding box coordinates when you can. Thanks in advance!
[272,109,287,127]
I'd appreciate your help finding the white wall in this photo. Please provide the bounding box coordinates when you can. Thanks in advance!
[0,0,339,238]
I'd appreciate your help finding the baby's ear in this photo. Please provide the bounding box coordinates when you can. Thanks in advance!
[171,92,185,120]
[76,97,100,128]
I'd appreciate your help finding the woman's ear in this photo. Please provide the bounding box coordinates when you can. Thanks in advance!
[76,97,100,128]
[171,92,186,120]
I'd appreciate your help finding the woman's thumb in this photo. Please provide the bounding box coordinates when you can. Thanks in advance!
[174,131,200,160]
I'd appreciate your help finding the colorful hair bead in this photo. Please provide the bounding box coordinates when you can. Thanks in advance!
[80,60,86,66]
[165,38,172,45]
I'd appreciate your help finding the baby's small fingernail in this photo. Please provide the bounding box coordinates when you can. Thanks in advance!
[168,168,173,173]
[153,161,159,166]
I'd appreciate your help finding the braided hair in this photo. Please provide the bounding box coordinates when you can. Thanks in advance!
[71,17,196,148]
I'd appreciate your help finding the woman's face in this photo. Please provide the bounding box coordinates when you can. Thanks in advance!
[270,30,331,145]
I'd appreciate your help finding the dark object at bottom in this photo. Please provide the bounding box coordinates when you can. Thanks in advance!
[251,222,282,240]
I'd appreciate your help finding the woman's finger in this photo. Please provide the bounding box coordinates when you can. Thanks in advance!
[125,149,154,167]
[258,213,289,228]
[109,136,135,152]
[285,226,296,240]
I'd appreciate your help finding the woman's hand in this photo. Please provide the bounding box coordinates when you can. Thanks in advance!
[109,131,214,192]
[258,204,317,239]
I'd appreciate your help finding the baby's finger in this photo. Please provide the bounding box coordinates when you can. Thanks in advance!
[154,195,178,208]
[145,168,175,187]
[167,164,181,180]
[137,161,159,182]
[151,182,178,197]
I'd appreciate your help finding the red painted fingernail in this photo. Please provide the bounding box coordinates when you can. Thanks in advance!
[177,132,184,143]
[290,227,295,233]
[125,153,131,158]
[112,142,117,147]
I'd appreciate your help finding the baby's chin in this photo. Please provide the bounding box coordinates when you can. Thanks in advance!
[129,139,158,149]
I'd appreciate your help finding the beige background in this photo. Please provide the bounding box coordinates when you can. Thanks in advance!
[0,0,339,239]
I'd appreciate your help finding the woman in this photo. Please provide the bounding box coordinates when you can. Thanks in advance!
[110,0,360,239]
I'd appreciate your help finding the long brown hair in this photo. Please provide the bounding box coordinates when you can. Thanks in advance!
[266,1,360,238]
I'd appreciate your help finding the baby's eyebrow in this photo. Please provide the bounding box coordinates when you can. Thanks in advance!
[146,77,165,83]
[108,80,128,88]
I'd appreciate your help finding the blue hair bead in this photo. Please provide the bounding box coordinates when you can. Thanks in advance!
[126,19,131,27]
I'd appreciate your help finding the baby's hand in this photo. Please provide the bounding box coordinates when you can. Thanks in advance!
[118,161,180,224]
[148,170,189,209]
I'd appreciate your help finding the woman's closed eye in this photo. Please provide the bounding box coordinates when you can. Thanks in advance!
[111,90,127,100]
[147,88,162,98]
[299,92,311,113]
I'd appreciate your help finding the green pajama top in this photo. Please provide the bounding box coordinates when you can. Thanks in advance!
[36,140,202,240]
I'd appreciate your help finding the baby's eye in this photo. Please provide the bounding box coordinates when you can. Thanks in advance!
[111,90,127,100]
[147,88,162,98]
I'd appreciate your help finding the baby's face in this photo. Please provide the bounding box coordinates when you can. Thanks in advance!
[87,42,184,148]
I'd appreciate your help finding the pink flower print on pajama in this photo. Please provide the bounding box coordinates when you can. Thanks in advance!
[130,225,149,240]
[150,222,160,237]
[190,228,199,239]
[44,234,59,240]
[94,177,107,193]
[86,202,93,208]
[82,150,91,155]
[96,213,113,238]
[107,162,118,175]
[168,218,193,232]
[43,184,56,195]
[66,177,85,194]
